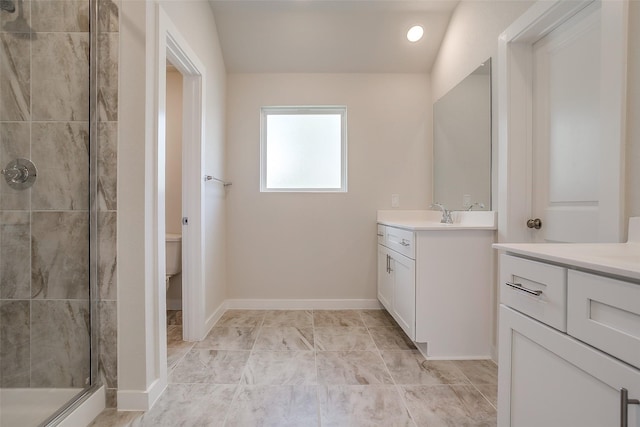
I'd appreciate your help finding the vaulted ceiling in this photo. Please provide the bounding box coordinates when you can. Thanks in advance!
[209,1,459,73]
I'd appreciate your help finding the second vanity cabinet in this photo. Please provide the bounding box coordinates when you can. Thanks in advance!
[377,222,495,359]
[497,252,640,427]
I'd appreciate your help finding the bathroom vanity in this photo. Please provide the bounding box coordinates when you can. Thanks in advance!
[494,225,640,426]
[377,210,497,359]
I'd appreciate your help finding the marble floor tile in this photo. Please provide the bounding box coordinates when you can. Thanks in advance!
[217,310,266,327]
[253,327,314,351]
[475,384,498,408]
[314,327,376,351]
[262,310,313,328]
[316,351,393,385]
[166,325,192,351]
[225,385,319,427]
[167,310,182,326]
[381,351,470,386]
[402,384,497,427]
[167,346,190,373]
[88,409,144,427]
[170,349,250,384]
[138,383,237,427]
[194,326,258,351]
[313,310,365,327]
[242,351,317,385]
[454,359,498,385]
[369,327,416,350]
[92,308,500,426]
[359,309,398,328]
[319,385,415,427]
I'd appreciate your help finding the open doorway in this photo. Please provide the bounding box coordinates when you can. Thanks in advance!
[165,63,185,366]
[155,8,208,390]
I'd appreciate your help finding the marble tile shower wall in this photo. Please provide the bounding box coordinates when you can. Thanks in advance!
[97,0,118,407]
[0,0,119,404]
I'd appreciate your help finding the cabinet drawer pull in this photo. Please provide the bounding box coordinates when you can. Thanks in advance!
[377,233,384,237]
[621,388,640,427]
[400,239,410,247]
[505,281,543,296]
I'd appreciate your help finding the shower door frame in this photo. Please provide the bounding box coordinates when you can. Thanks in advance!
[23,0,102,423]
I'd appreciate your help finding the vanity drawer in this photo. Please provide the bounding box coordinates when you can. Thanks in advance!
[383,226,415,259]
[500,254,567,332]
[377,224,385,245]
[567,270,640,369]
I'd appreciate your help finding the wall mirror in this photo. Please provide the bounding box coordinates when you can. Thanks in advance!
[433,59,491,211]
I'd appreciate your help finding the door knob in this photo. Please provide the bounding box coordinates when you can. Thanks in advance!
[526,218,542,229]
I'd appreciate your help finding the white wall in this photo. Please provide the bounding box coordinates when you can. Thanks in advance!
[118,0,226,406]
[429,0,533,360]
[627,1,640,219]
[431,0,534,216]
[157,2,228,323]
[226,73,431,301]
[431,1,534,101]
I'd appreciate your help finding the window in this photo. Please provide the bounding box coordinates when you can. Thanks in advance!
[260,106,347,192]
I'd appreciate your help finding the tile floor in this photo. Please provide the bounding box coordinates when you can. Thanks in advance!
[89,309,497,427]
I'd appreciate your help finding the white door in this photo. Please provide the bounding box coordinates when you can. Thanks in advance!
[531,2,601,243]
[377,245,393,312]
[391,252,415,340]
[498,0,628,244]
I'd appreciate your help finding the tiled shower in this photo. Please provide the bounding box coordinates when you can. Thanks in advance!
[0,0,119,424]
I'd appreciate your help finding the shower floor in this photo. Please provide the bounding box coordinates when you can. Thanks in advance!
[0,388,83,427]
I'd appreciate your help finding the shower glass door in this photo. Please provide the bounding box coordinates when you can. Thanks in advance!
[0,0,95,425]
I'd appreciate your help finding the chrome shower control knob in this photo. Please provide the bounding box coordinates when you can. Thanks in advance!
[2,158,37,190]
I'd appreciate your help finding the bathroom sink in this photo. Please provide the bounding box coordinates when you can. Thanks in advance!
[377,210,497,231]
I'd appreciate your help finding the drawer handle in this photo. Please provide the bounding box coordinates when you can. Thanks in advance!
[400,239,410,247]
[505,281,543,296]
[621,388,640,427]
[377,233,384,237]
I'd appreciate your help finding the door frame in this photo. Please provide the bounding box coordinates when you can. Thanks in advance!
[497,0,628,243]
[155,6,207,370]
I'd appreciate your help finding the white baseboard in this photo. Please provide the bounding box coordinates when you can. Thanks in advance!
[203,301,228,338]
[117,378,166,411]
[415,342,493,361]
[58,386,105,427]
[224,299,382,310]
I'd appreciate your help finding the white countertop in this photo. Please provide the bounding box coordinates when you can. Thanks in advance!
[493,242,640,282]
[377,210,497,231]
[494,217,640,281]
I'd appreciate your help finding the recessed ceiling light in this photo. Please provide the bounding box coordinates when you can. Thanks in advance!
[407,25,424,43]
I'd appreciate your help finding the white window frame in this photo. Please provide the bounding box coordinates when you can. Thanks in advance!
[260,105,348,192]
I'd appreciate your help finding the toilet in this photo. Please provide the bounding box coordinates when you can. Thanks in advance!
[166,233,182,289]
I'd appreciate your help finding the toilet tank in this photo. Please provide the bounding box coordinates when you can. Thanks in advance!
[166,233,182,276]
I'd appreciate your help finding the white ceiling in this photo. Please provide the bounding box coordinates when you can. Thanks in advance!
[209,0,459,73]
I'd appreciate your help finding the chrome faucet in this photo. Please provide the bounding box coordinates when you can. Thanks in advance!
[466,202,485,211]
[430,202,453,224]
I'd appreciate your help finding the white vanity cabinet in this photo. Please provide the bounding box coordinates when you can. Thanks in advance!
[377,221,495,359]
[377,225,416,339]
[497,252,640,427]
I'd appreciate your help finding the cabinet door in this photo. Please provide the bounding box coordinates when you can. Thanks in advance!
[377,245,393,312]
[499,306,640,427]
[391,252,415,340]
